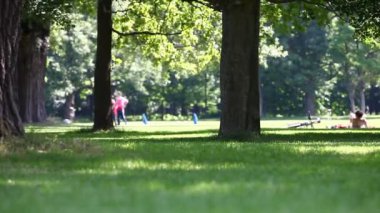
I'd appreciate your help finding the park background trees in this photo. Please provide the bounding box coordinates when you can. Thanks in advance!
[46,14,96,120]
[17,0,85,124]
[1,0,379,138]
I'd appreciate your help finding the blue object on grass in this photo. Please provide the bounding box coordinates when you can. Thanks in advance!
[142,113,148,124]
[193,113,198,124]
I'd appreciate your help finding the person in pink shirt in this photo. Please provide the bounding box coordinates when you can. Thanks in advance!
[113,95,129,125]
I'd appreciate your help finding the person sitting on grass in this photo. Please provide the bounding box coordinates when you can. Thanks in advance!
[349,110,368,128]
[329,110,368,129]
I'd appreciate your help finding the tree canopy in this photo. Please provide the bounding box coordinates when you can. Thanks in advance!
[1,0,379,138]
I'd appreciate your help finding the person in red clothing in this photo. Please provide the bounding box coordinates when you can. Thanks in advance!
[113,94,129,125]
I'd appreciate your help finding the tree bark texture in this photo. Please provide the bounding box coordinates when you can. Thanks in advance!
[64,92,75,120]
[360,89,366,112]
[93,0,113,130]
[219,0,261,138]
[17,20,48,123]
[342,47,357,112]
[0,0,24,137]
[358,80,366,112]
[347,86,356,112]
[368,85,380,114]
[304,88,316,115]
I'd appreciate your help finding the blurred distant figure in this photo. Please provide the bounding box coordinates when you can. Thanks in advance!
[113,95,129,125]
[328,110,368,129]
[350,110,368,128]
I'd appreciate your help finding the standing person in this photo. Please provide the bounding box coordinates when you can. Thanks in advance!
[113,94,129,125]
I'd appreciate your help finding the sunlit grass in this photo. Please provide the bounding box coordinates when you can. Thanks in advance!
[26,115,380,133]
[1,119,380,212]
[295,145,380,155]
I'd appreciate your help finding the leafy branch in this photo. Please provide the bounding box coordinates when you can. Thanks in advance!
[112,28,181,36]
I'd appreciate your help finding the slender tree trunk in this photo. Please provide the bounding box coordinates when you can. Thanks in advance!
[204,72,208,113]
[368,84,379,114]
[304,87,316,115]
[347,86,356,112]
[360,89,366,112]
[93,0,113,130]
[17,20,48,123]
[358,80,366,112]
[161,102,165,120]
[343,61,356,112]
[260,83,263,116]
[0,0,24,137]
[341,45,357,113]
[219,0,261,138]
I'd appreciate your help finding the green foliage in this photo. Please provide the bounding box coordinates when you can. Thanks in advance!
[325,0,380,40]
[262,22,329,116]
[326,19,380,113]
[23,0,96,27]
[263,1,330,35]
[111,52,220,117]
[46,14,97,115]
[42,0,380,119]
[261,14,380,117]
[112,0,222,74]
[23,0,71,26]
[109,0,222,117]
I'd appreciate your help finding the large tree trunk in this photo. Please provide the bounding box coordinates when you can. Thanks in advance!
[17,20,48,123]
[93,0,113,130]
[0,0,24,137]
[219,0,261,138]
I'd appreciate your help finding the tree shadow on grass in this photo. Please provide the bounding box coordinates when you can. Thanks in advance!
[3,127,380,208]
[24,127,380,145]
[26,129,219,143]
[20,128,380,169]
[2,142,380,192]
[68,129,217,137]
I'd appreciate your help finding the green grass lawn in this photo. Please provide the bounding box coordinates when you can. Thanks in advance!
[1,119,380,213]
